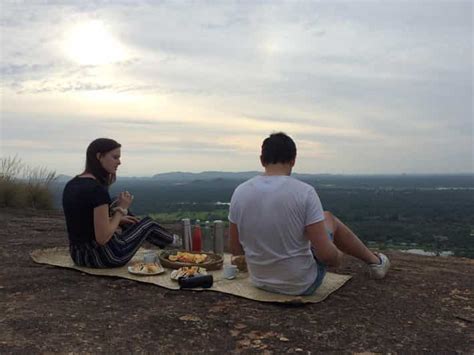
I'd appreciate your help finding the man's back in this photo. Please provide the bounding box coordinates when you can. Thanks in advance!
[229,175,325,295]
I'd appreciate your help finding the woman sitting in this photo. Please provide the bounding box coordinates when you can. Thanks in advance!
[62,138,178,268]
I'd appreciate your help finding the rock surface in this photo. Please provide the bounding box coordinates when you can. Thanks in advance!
[1,208,473,353]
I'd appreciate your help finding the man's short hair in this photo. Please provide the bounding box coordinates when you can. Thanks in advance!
[261,132,297,165]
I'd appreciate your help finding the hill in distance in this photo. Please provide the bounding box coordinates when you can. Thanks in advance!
[151,171,261,181]
[55,172,474,188]
[56,171,331,183]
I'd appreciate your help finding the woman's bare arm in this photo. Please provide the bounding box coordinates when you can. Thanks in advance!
[94,205,124,245]
[94,191,133,245]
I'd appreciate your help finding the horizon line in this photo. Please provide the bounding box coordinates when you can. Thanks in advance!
[57,171,474,178]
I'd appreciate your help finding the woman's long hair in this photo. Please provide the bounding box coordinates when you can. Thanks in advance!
[84,138,121,186]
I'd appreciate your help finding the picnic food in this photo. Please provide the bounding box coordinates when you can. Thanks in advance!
[170,266,207,280]
[130,262,161,274]
[168,252,208,264]
[159,250,223,270]
[145,264,160,273]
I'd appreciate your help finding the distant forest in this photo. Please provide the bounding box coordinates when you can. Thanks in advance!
[51,174,474,258]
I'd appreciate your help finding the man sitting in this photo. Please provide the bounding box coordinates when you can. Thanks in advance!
[228,132,390,296]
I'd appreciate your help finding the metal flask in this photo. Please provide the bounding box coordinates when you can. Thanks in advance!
[181,218,192,251]
[202,220,214,252]
[213,220,224,255]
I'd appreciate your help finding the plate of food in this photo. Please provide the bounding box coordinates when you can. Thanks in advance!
[159,250,223,270]
[128,262,165,276]
[170,266,208,281]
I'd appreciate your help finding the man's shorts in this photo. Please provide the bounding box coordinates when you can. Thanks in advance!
[300,230,334,296]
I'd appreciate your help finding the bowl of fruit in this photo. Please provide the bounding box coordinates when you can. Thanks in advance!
[159,250,223,270]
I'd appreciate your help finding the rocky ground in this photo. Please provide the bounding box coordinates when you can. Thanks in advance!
[1,208,473,354]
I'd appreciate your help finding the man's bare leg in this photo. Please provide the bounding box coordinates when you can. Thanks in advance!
[324,211,380,264]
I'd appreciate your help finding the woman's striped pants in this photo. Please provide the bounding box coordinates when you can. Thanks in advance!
[69,216,174,268]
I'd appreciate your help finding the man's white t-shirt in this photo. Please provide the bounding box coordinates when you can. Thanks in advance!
[228,175,325,295]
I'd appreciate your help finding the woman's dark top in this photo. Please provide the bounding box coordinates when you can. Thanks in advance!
[62,176,111,246]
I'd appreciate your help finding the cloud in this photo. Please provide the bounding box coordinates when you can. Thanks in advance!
[0,1,472,175]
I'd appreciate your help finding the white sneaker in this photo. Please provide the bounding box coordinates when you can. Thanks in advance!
[368,252,390,279]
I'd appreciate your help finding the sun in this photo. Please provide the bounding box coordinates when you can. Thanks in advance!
[64,20,127,65]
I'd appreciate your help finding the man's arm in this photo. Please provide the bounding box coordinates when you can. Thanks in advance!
[229,222,244,256]
[305,220,343,267]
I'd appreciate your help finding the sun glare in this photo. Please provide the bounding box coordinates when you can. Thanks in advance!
[262,40,281,55]
[64,21,126,65]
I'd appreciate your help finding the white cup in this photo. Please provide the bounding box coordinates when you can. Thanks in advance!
[223,264,238,280]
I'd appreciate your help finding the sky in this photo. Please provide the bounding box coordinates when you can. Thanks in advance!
[1,0,472,176]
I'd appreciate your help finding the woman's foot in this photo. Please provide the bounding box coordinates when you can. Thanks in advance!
[169,234,182,248]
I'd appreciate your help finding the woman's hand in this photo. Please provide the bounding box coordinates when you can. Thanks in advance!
[117,191,134,209]
[119,215,140,226]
